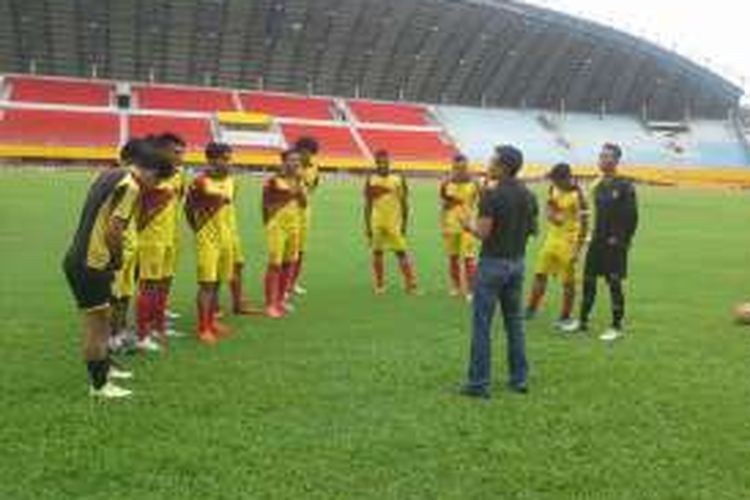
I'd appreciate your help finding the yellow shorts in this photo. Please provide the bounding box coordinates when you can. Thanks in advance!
[197,243,234,283]
[266,225,301,266]
[112,250,137,298]
[535,239,576,283]
[371,225,408,252]
[443,231,476,258]
[299,207,312,253]
[137,243,176,281]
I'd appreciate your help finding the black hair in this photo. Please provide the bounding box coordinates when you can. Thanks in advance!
[205,141,233,160]
[548,162,572,181]
[603,143,622,161]
[119,138,144,164]
[453,153,468,163]
[156,132,186,148]
[294,136,320,155]
[374,149,389,159]
[495,145,524,177]
[135,141,174,177]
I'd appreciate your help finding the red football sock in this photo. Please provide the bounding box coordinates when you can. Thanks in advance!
[449,255,461,291]
[153,287,167,336]
[197,294,211,333]
[464,257,477,291]
[372,251,385,289]
[265,265,281,309]
[136,285,153,340]
[398,254,417,290]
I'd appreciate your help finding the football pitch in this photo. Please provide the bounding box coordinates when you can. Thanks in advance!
[1,168,750,499]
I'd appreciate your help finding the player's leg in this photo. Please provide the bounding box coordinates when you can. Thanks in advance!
[290,207,311,296]
[499,260,528,393]
[392,230,417,293]
[279,229,301,311]
[601,274,625,341]
[444,233,461,296]
[462,234,478,299]
[135,244,164,351]
[525,274,548,320]
[371,227,386,294]
[212,246,236,336]
[196,244,220,343]
[264,226,286,318]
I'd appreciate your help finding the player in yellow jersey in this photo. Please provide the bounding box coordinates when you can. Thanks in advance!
[185,142,236,344]
[63,142,167,398]
[134,133,186,352]
[262,149,306,318]
[288,136,320,297]
[526,163,589,329]
[364,150,418,294]
[109,140,143,352]
[440,154,480,298]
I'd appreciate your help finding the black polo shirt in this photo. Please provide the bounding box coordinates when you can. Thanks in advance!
[591,176,638,247]
[478,178,538,259]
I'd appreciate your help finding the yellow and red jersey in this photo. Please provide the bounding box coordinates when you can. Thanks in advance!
[544,185,586,245]
[440,177,479,234]
[300,158,320,196]
[365,173,406,229]
[184,173,234,247]
[263,174,306,230]
[137,169,183,246]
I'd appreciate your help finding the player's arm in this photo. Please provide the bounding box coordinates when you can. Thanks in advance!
[363,177,373,239]
[262,180,272,225]
[400,176,410,235]
[622,182,638,246]
[107,181,140,267]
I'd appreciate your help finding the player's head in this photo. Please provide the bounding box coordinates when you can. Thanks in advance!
[599,143,622,175]
[132,141,174,186]
[119,138,144,167]
[452,154,469,177]
[155,132,187,167]
[205,142,233,175]
[548,162,573,190]
[374,150,390,175]
[492,145,524,178]
[294,136,320,164]
[280,148,302,177]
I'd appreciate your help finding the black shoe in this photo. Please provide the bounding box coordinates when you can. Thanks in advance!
[508,383,529,395]
[459,386,491,400]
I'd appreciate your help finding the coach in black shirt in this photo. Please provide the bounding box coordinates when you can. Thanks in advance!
[562,143,638,341]
[461,146,538,398]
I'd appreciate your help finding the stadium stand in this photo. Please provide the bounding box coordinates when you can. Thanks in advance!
[8,76,112,107]
[128,115,212,151]
[134,85,237,112]
[348,100,432,126]
[280,124,365,159]
[0,109,119,147]
[357,128,459,162]
[240,92,335,120]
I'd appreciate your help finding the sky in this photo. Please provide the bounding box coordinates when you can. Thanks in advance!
[524,0,749,101]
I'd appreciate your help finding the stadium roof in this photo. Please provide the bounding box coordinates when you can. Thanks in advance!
[0,0,742,119]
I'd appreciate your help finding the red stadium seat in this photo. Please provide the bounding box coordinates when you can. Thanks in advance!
[281,124,364,158]
[241,92,334,120]
[348,100,431,126]
[358,129,458,161]
[128,115,212,151]
[0,109,119,147]
[9,77,112,107]
[135,85,236,112]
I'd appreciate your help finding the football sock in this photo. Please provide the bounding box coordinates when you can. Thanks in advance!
[372,251,385,289]
[464,257,477,292]
[291,253,304,290]
[136,285,154,340]
[265,265,281,309]
[527,275,547,313]
[86,358,109,390]
[449,255,461,291]
[397,253,417,290]
[561,282,575,320]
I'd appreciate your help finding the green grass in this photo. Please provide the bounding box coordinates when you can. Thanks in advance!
[1,168,750,499]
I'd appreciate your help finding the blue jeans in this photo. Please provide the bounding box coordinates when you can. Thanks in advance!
[466,257,528,392]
